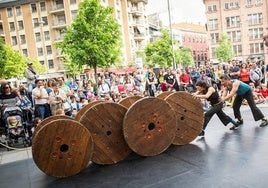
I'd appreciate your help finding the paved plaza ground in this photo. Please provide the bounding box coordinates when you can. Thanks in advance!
[1,104,268,188]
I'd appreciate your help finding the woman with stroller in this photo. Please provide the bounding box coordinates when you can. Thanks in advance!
[0,83,20,127]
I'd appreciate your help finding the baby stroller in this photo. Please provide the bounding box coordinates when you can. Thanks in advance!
[2,106,30,148]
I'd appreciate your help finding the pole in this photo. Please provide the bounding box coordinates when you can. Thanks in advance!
[167,0,176,70]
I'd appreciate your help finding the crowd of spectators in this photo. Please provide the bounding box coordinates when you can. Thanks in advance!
[0,59,268,137]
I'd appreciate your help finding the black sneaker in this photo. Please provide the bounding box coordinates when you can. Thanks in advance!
[230,122,240,130]
[237,118,243,125]
[199,130,205,137]
[259,119,268,127]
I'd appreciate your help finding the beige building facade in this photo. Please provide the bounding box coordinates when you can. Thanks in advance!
[0,0,149,75]
[203,0,268,64]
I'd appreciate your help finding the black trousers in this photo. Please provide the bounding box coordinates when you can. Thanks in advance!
[233,90,264,121]
[203,102,232,130]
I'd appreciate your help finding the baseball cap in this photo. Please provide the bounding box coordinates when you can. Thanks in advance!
[27,62,33,65]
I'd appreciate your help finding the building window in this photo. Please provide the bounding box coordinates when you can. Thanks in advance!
[18,20,24,30]
[9,22,15,32]
[33,18,39,27]
[256,0,263,6]
[37,48,43,56]
[20,35,26,44]
[46,45,52,55]
[39,61,44,65]
[7,8,13,17]
[11,36,17,46]
[233,45,242,56]
[42,16,48,26]
[31,4,37,13]
[44,31,50,41]
[71,10,77,20]
[208,19,218,30]
[249,43,264,54]
[40,2,46,11]
[117,10,121,20]
[22,49,28,57]
[248,13,263,25]
[224,3,229,9]
[48,60,54,69]
[35,32,41,42]
[249,28,263,40]
[247,0,253,6]
[226,16,240,28]
[227,30,241,42]
[70,0,77,4]
[16,7,22,16]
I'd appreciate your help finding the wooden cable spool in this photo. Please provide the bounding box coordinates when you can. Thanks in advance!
[75,100,103,121]
[32,119,93,178]
[123,97,177,157]
[78,102,132,165]
[118,95,143,109]
[165,92,204,145]
[157,91,174,100]
[32,115,72,139]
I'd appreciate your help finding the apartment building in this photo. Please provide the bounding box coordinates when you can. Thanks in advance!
[0,0,149,76]
[203,0,268,64]
[172,22,209,67]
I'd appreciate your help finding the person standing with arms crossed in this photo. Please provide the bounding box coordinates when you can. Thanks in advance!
[220,74,268,129]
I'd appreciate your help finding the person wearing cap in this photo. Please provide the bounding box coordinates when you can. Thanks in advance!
[25,62,39,103]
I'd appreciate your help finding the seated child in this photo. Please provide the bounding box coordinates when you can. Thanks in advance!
[7,116,23,139]
[260,84,268,99]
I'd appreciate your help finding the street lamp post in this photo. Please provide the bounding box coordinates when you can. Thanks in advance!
[167,0,176,70]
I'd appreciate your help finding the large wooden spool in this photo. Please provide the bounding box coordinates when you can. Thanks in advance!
[123,97,177,156]
[75,100,103,121]
[32,115,72,139]
[165,92,204,145]
[78,102,132,165]
[32,119,93,178]
[157,91,174,100]
[118,95,143,109]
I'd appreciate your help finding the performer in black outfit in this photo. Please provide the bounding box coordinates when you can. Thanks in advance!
[192,80,238,136]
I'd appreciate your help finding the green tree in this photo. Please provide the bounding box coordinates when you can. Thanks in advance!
[57,0,121,84]
[177,46,194,67]
[0,37,7,78]
[0,43,45,79]
[145,29,180,68]
[215,33,234,62]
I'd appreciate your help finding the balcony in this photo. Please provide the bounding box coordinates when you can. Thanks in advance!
[54,35,65,42]
[130,8,143,16]
[134,34,145,41]
[130,0,148,4]
[50,4,65,14]
[52,20,67,29]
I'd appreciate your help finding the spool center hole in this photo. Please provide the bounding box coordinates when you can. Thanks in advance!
[60,144,69,153]
[148,123,155,130]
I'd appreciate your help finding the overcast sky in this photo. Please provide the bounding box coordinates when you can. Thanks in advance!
[146,0,206,25]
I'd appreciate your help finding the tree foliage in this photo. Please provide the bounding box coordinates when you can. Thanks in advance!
[144,29,179,68]
[177,46,194,67]
[57,0,122,83]
[215,33,234,62]
[0,42,45,79]
[0,38,6,75]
